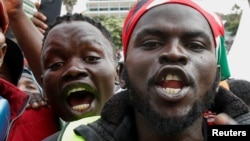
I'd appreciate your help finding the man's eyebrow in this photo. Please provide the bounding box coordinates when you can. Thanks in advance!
[135,28,165,39]
[182,30,212,41]
[135,28,212,40]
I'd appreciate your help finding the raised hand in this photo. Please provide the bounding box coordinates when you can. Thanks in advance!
[31,2,48,34]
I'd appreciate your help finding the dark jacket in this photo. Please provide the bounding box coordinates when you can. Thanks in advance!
[0,78,60,141]
[45,86,250,141]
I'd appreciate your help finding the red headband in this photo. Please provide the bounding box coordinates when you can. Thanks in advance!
[122,0,224,59]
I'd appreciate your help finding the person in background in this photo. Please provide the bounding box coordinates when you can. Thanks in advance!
[5,0,118,121]
[40,13,117,123]
[0,37,23,86]
[0,1,13,140]
[0,0,60,140]
[45,0,250,140]
[17,67,42,96]
[4,0,43,86]
[0,1,11,139]
[5,1,119,140]
[0,36,46,109]
[17,67,45,109]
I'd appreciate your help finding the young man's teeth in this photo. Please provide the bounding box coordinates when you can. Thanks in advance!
[165,74,180,81]
[72,104,89,112]
[68,87,86,96]
[163,88,181,94]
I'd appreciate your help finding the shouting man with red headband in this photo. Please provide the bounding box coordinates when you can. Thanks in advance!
[44,0,250,141]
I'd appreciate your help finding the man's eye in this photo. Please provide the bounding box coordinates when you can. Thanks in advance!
[186,43,206,52]
[26,85,37,90]
[85,56,100,63]
[50,62,64,70]
[141,41,162,49]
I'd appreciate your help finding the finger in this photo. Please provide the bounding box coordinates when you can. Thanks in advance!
[36,11,47,21]
[40,100,48,106]
[43,96,48,101]
[38,27,46,34]
[35,1,41,10]
[31,19,47,32]
[30,99,47,109]
[32,11,48,27]
[31,102,40,109]
[41,94,48,106]
[32,93,48,107]
[26,103,31,109]
[28,93,41,109]
[214,113,238,125]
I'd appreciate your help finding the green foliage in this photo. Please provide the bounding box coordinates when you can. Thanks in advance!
[93,16,124,50]
[221,4,242,37]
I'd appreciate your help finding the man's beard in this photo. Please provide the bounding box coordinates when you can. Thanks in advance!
[123,67,220,135]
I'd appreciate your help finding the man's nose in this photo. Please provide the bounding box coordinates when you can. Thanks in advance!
[159,42,188,65]
[62,59,89,80]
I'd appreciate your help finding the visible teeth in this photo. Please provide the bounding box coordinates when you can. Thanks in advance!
[72,104,89,112]
[165,74,180,81]
[163,88,181,94]
[68,87,86,96]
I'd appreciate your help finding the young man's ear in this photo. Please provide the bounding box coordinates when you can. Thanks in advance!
[116,62,127,89]
[216,65,222,92]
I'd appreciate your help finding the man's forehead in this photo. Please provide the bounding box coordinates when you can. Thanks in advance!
[122,0,223,55]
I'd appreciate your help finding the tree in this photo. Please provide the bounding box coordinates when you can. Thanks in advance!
[220,4,242,51]
[221,4,242,36]
[93,16,124,51]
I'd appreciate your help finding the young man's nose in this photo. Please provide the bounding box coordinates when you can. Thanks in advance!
[62,59,89,80]
[159,43,188,65]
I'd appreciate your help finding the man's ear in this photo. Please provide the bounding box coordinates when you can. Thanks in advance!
[40,74,43,87]
[114,72,119,85]
[117,62,127,89]
[40,74,48,98]
[216,65,221,91]
[0,44,7,67]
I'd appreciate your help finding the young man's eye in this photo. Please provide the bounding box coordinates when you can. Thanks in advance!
[141,40,162,50]
[50,62,64,70]
[26,85,37,90]
[186,43,206,52]
[85,56,100,63]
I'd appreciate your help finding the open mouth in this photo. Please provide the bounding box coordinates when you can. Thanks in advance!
[161,74,184,94]
[66,87,95,112]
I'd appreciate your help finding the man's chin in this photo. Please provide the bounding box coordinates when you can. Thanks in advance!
[124,67,218,134]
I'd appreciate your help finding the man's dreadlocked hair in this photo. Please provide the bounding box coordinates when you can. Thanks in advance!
[42,13,116,60]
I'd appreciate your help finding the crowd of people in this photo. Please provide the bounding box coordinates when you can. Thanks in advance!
[0,0,250,141]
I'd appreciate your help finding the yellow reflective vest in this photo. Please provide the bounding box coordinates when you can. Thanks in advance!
[58,116,100,141]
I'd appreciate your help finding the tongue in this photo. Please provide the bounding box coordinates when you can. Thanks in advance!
[162,80,183,88]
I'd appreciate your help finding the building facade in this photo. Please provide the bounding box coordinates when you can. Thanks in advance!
[85,0,138,18]
[22,0,139,18]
